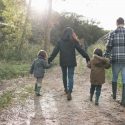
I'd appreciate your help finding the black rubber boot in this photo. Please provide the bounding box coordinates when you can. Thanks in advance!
[95,96,99,106]
[34,83,37,92]
[90,85,95,102]
[112,82,117,100]
[121,84,125,107]
[95,86,101,106]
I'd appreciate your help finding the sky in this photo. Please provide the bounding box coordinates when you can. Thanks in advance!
[31,0,125,30]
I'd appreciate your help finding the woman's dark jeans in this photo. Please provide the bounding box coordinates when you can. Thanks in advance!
[61,66,75,93]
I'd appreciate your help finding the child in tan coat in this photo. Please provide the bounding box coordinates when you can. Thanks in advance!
[87,48,111,105]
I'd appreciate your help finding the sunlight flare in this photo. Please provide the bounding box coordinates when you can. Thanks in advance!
[26,0,48,12]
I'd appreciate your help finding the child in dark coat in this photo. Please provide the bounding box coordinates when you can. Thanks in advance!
[87,48,111,105]
[30,50,50,96]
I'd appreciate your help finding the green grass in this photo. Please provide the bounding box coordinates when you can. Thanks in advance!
[0,85,34,109]
[24,85,33,94]
[17,85,34,105]
[0,91,13,109]
[0,61,30,80]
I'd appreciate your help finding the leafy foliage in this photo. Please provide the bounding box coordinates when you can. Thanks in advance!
[0,0,31,60]
[0,61,30,80]
[50,12,107,46]
[0,91,13,109]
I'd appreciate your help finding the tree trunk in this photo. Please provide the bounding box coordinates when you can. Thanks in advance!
[18,0,32,58]
[44,0,52,52]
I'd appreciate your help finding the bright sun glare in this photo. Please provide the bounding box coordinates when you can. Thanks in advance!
[27,0,48,12]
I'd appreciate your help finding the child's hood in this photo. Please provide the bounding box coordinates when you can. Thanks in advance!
[92,54,106,65]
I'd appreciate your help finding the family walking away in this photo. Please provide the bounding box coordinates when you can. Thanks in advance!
[29,17,125,108]
[30,50,50,96]
[104,17,125,107]
[48,27,90,100]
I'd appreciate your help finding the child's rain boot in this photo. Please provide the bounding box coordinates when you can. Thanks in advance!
[121,84,125,107]
[90,87,94,101]
[34,83,37,92]
[95,89,101,106]
[95,95,99,105]
[112,82,117,100]
[36,86,41,96]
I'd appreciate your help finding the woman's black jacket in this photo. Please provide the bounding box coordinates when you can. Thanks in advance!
[48,39,90,67]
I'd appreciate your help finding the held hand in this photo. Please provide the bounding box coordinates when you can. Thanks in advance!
[87,61,91,68]
[72,32,79,41]
[48,62,52,68]
[29,73,33,77]
[48,58,51,64]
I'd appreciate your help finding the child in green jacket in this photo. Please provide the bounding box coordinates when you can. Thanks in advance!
[30,50,50,96]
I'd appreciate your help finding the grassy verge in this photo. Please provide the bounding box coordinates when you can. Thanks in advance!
[0,61,30,80]
[0,91,13,109]
[0,85,34,110]
[17,85,34,105]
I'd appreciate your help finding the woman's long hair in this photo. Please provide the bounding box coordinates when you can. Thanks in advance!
[61,27,79,43]
[61,27,74,41]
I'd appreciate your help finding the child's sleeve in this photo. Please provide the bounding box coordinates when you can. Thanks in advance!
[87,61,91,68]
[103,58,111,69]
[43,60,51,69]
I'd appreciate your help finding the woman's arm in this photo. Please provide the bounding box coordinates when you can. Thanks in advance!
[48,42,60,64]
[75,41,90,62]
[72,32,90,62]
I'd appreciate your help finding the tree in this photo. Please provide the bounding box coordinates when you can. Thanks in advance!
[50,12,107,46]
[44,0,52,52]
[43,0,66,52]
[0,0,31,60]
[18,0,32,57]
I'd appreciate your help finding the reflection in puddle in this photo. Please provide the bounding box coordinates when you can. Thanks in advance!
[40,92,59,125]
[30,92,59,125]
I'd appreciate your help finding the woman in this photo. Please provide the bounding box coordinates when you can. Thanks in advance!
[48,27,90,100]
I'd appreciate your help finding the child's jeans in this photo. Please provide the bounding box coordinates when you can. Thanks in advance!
[90,84,102,97]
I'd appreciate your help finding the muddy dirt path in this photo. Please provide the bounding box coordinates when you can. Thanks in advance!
[0,59,125,125]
